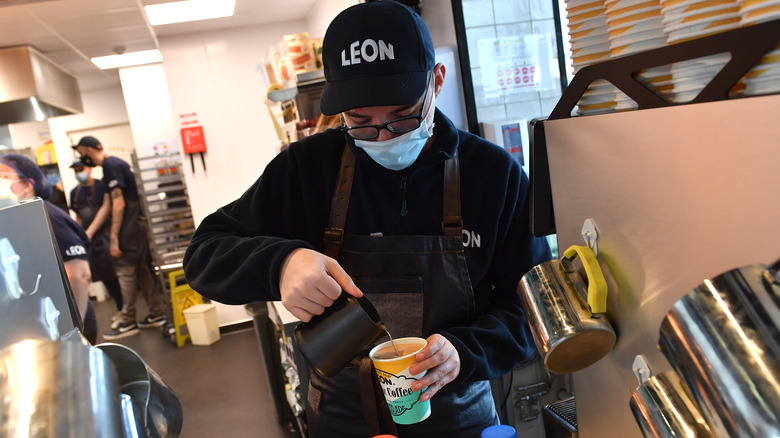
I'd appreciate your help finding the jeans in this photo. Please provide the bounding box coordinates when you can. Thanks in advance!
[116,219,163,322]
[116,264,162,322]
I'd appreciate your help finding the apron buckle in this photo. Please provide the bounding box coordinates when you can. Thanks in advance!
[442,216,463,236]
[324,227,345,245]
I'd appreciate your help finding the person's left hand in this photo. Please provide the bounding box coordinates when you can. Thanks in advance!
[408,334,461,402]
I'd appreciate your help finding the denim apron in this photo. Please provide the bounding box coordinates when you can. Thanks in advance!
[72,184,115,282]
[305,147,499,437]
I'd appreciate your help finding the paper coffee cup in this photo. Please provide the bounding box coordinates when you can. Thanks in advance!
[369,337,431,425]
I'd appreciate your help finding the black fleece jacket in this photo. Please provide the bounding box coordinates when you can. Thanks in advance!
[183,109,552,383]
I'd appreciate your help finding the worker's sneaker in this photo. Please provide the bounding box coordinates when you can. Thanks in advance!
[138,314,166,328]
[109,312,126,330]
[103,322,139,340]
[109,311,124,329]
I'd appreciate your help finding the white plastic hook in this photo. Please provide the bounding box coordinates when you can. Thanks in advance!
[581,218,600,257]
[42,296,61,340]
[1,237,42,299]
[632,354,653,386]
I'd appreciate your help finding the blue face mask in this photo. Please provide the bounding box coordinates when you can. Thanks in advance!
[75,171,89,184]
[354,120,434,171]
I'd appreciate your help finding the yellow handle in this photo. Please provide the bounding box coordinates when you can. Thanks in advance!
[563,245,608,314]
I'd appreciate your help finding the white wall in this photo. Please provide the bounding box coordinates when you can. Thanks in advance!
[7,120,50,152]
[422,0,460,49]
[47,87,130,198]
[160,20,314,226]
[305,0,358,38]
[118,63,177,158]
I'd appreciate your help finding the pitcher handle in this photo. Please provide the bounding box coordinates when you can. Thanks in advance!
[563,245,609,314]
[762,256,780,310]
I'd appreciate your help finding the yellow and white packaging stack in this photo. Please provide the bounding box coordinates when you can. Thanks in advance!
[283,33,318,74]
[566,0,617,114]
[606,0,673,109]
[740,0,780,95]
[661,0,744,101]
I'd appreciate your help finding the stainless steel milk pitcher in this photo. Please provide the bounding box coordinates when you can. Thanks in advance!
[629,370,714,437]
[517,245,616,374]
[659,260,780,438]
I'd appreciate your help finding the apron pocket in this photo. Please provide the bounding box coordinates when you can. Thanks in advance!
[355,276,424,339]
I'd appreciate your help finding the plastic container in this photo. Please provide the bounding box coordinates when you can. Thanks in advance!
[482,425,518,438]
[183,303,221,346]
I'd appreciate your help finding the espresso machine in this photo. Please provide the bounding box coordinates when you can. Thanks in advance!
[0,198,182,437]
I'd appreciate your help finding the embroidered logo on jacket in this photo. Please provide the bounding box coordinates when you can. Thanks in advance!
[462,229,481,248]
[341,39,394,66]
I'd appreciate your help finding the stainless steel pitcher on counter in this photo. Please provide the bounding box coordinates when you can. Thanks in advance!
[659,259,780,438]
[0,339,183,438]
[0,338,125,438]
[517,245,616,374]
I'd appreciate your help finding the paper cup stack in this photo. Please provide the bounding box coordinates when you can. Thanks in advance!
[567,0,617,114]
[661,0,743,101]
[740,0,780,95]
[606,0,672,109]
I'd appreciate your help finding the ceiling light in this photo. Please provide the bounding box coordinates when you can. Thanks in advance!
[145,0,236,26]
[91,49,163,70]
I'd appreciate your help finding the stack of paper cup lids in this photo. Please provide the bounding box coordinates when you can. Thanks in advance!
[567,0,617,114]
[661,0,743,101]
[740,0,780,95]
[606,0,672,109]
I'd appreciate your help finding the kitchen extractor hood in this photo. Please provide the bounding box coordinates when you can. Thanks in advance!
[0,46,83,125]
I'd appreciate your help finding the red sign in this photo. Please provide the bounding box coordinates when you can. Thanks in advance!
[180,126,207,154]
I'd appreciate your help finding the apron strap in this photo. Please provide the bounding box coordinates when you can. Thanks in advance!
[325,147,464,256]
[359,357,398,437]
[324,146,356,259]
[442,152,463,237]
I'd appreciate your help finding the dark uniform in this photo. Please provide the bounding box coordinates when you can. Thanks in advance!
[70,180,120,293]
[45,199,98,343]
[183,3,552,436]
[101,156,162,323]
[184,111,551,437]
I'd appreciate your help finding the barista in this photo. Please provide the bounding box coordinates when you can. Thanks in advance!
[183,2,551,437]
[0,154,98,343]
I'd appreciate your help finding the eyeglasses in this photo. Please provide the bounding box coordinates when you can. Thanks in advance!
[340,74,432,140]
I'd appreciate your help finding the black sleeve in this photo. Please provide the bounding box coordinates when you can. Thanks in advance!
[103,159,131,193]
[46,202,91,262]
[69,187,77,211]
[183,146,326,305]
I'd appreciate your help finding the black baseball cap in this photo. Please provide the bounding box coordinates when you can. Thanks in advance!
[319,1,436,115]
[72,136,101,150]
[0,153,52,199]
[70,157,91,168]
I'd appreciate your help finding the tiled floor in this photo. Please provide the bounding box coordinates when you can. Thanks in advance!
[93,296,301,438]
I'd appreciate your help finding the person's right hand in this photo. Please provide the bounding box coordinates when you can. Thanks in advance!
[279,248,362,322]
[110,235,123,258]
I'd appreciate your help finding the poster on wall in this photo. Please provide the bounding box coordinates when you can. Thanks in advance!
[478,34,554,98]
